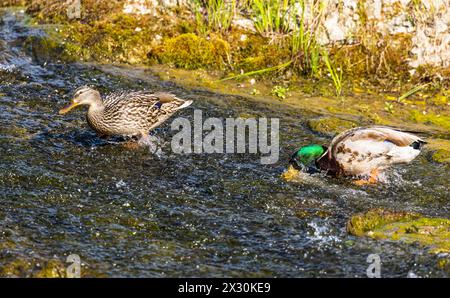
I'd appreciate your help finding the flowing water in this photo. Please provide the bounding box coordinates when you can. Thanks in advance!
[0,9,448,277]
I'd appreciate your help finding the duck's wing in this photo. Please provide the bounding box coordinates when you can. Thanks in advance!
[318,126,425,176]
[104,91,192,116]
[343,126,424,146]
[152,92,193,112]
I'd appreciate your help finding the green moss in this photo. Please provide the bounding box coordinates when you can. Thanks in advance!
[151,33,230,70]
[308,117,357,136]
[33,260,66,278]
[236,43,291,74]
[27,11,170,64]
[70,13,155,63]
[0,257,105,277]
[0,256,65,278]
[432,149,450,164]
[438,258,450,272]
[409,110,450,131]
[347,209,420,236]
[0,259,32,277]
[347,209,450,254]
[424,138,450,164]
[27,0,123,24]
[428,94,448,106]
[24,34,77,62]
[18,0,450,93]
[0,1,28,8]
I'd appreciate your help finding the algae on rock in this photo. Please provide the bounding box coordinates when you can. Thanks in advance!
[149,33,230,70]
[347,209,450,254]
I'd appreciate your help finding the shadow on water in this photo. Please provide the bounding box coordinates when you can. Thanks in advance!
[0,9,448,277]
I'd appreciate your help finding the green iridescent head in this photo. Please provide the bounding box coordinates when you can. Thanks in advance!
[290,144,326,170]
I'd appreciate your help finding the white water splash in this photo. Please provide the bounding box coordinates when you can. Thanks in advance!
[307,220,342,246]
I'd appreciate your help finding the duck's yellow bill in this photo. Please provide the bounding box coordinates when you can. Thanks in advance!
[59,101,80,114]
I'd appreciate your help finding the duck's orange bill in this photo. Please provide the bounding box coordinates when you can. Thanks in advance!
[59,101,80,114]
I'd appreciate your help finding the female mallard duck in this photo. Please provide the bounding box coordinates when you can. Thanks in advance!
[59,86,192,145]
[290,126,426,184]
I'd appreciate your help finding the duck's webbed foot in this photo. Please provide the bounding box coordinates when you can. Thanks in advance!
[353,168,379,186]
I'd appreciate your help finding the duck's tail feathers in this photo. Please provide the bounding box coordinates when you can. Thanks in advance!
[174,99,193,110]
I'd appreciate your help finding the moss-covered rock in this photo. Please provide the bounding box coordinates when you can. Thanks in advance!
[24,34,76,62]
[308,117,357,136]
[426,138,450,164]
[432,149,450,164]
[0,259,33,277]
[347,209,420,236]
[0,258,66,277]
[438,258,450,272]
[347,209,450,254]
[60,13,156,64]
[150,33,230,70]
[33,259,66,278]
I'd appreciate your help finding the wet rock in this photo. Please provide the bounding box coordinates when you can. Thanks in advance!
[347,209,450,254]
[425,138,450,164]
[307,117,357,136]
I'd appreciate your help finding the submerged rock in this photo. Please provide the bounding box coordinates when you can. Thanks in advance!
[0,258,65,278]
[347,209,450,254]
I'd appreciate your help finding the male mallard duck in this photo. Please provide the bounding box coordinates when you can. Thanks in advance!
[290,126,426,184]
[59,86,192,144]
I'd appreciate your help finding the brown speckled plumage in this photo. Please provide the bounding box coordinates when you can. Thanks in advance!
[60,86,192,139]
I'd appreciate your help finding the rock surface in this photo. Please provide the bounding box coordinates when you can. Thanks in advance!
[347,209,450,254]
